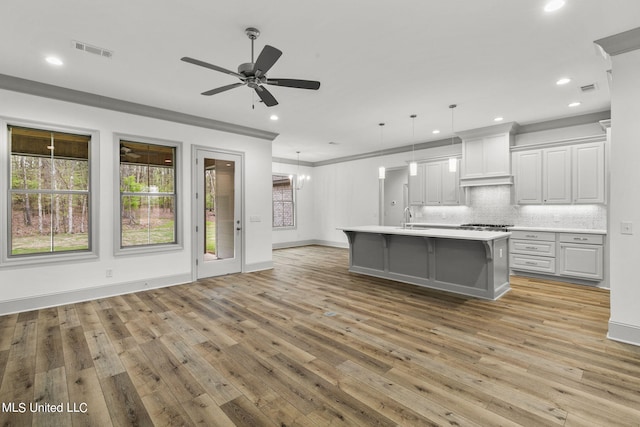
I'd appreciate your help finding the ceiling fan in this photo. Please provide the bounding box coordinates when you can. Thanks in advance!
[181,27,321,107]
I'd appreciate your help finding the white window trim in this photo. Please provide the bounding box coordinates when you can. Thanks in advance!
[0,117,100,267]
[272,172,297,231]
[113,133,183,256]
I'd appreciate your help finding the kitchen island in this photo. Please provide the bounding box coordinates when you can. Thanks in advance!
[339,225,511,300]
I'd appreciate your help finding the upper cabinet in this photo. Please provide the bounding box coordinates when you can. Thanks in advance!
[458,122,517,187]
[409,159,462,206]
[573,142,605,204]
[513,140,605,205]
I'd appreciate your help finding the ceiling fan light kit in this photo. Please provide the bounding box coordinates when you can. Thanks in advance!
[181,27,321,107]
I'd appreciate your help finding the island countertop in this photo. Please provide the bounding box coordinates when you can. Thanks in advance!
[337,225,510,241]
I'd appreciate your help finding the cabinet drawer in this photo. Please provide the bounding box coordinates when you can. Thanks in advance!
[558,233,604,245]
[511,239,556,257]
[510,254,556,274]
[510,230,556,241]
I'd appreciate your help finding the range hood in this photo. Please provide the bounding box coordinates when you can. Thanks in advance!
[457,122,518,187]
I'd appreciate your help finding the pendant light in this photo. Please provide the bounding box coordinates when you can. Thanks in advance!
[378,123,386,180]
[409,114,418,176]
[293,151,309,190]
[448,104,457,173]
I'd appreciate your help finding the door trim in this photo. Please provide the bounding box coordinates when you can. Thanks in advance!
[191,145,245,281]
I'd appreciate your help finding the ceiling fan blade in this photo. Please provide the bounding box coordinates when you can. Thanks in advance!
[181,56,244,79]
[254,45,282,77]
[254,86,278,107]
[201,82,244,96]
[266,78,321,90]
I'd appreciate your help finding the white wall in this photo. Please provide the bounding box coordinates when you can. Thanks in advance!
[0,89,273,314]
[608,48,640,345]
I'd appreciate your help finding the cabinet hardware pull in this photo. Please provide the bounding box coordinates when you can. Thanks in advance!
[525,234,538,238]
[525,246,538,250]
[573,237,588,241]
[525,261,537,265]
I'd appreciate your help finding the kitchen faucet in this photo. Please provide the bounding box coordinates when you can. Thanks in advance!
[402,206,412,228]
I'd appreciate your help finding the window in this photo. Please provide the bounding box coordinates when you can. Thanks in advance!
[8,125,92,257]
[117,136,180,252]
[272,174,295,228]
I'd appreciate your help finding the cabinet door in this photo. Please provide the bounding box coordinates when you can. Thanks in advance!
[513,150,542,204]
[543,147,571,203]
[424,162,443,205]
[408,164,425,205]
[573,143,604,203]
[484,134,511,176]
[441,161,460,205]
[559,243,603,280]
[462,137,485,179]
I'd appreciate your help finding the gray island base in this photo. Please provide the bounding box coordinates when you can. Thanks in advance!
[339,226,511,300]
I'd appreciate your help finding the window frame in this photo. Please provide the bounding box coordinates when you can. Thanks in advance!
[0,117,100,267]
[114,133,183,256]
[272,173,297,230]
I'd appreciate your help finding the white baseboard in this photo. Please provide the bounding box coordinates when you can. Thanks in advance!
[608,320,640,347]
[244,261,274,272]
[0,273,191,316]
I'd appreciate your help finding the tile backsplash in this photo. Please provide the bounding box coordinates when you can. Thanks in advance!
[415,185,607,230]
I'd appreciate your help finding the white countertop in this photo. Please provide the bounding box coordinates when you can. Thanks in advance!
[338,225,511,241]
[406,223,606,235]
[508,226,607,234]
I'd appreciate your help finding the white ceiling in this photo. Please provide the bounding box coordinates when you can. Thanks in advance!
[1,1,638,162]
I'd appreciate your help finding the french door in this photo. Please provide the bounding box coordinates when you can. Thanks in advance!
[193,148,243,279]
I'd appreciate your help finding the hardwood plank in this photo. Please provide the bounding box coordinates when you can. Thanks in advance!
[99,371,154,427]
[35,308,65,373]
[32,366,71,427]
[60,326,95,373]
[220,395,275,427]
[84,329,125,379]
[65,367,114,427]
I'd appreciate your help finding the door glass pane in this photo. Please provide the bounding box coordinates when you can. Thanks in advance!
[204,158,235,261]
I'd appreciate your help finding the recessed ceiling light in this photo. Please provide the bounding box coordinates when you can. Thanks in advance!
[270,114,279,121]
[432,129,440,134]
[568,101,581,107]
[556,77,571,85]
[544,0,565,12]
[45,56,63,66]
[494,117,504,122]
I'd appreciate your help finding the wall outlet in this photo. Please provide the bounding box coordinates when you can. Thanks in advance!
[106,269,113,278]
[441,212,447,219]
[250,215,261,222]
[553,214,560,222]
[621,221,633,235]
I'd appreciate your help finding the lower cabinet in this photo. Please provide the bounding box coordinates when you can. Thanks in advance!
[558,233,604,280]
[510,230,605,283]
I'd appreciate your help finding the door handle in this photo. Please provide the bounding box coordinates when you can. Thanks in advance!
[236,227,242,231]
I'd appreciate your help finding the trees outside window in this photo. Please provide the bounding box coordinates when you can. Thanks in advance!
[9,126,91,256]
[272,174,295,228]
[119,139,177,248]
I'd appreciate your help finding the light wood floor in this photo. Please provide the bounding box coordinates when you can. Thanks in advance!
[1,246,640,426]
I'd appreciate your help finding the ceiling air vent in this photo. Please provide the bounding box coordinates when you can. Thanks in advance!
[72,40,113,59]
[580,83,598,92]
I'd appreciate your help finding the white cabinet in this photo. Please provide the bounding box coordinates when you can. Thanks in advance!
[510,230,556,274]
[513,150,542,204]
[408,164,426,206]
[509,230,605,283]
[558,233,604,280]
[543,147,572,203]
[409,160,461,206]
[573,142,605,204]
[513,141,605,205]
[458,122,516,187]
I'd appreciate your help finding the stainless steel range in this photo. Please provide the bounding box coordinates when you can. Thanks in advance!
[458,223,513,231]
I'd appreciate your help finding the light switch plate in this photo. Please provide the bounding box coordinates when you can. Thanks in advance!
[621,221,633,235]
